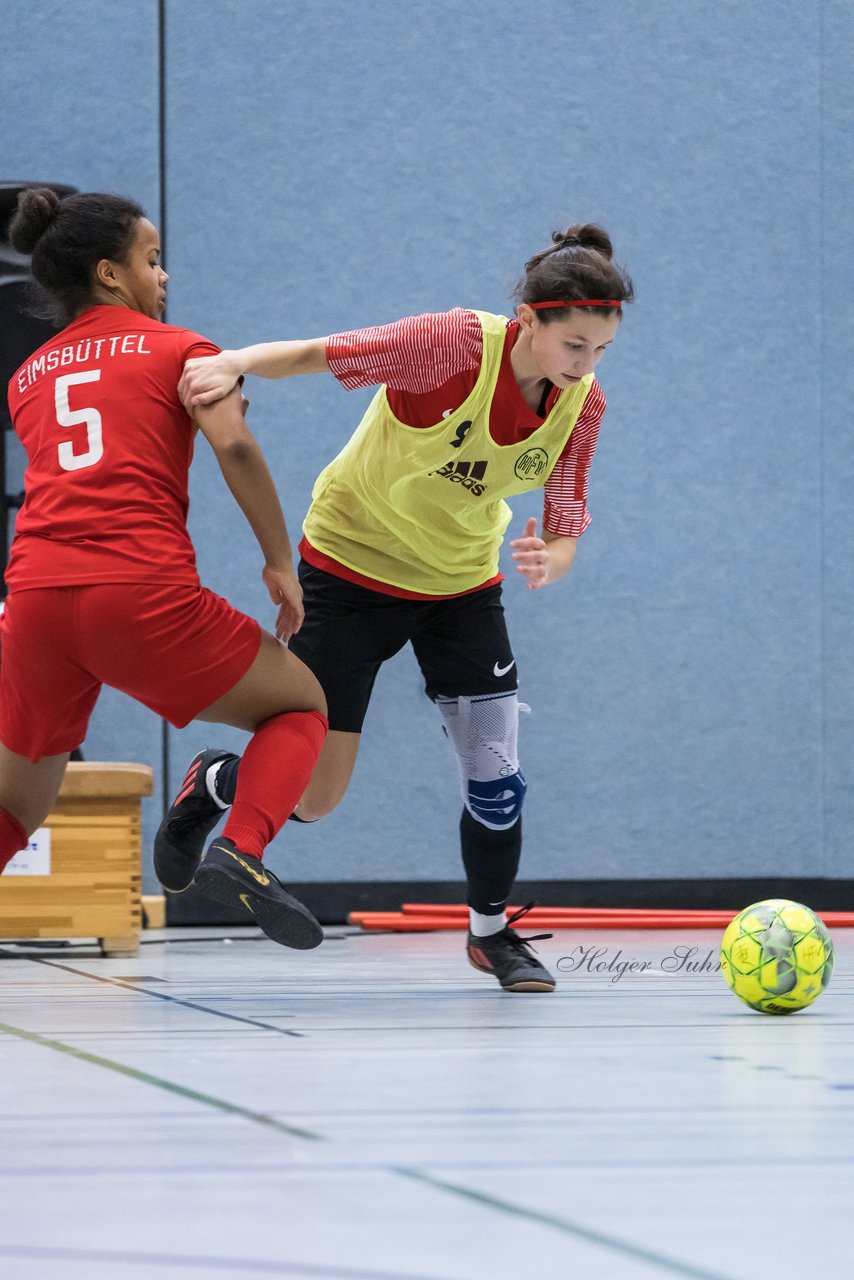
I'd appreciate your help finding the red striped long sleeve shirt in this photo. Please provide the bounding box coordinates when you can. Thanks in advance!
[325,307,605,538]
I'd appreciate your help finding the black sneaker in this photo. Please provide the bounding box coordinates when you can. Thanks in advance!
[193,838,323,950]
[153,748,237,892]
[467,904,555,993]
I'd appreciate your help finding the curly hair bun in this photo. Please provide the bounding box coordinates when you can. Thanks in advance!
[9,187,62,255]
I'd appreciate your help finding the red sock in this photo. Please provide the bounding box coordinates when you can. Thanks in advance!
[0,806,29,874]
[222,710,327,858]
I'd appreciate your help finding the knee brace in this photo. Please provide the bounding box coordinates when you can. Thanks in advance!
[436,692,527,831]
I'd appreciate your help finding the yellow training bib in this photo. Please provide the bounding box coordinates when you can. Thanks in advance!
[302,311,593,595]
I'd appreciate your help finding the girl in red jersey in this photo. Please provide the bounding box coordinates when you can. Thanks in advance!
[159,224,634,990]
[0,187,328,950]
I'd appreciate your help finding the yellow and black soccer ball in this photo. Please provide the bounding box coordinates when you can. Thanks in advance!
[720,899,834,1015]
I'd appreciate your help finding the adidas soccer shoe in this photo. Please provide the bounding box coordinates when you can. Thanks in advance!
[193,838,324,950]
[153,748,237,892]
[467,905,555,992]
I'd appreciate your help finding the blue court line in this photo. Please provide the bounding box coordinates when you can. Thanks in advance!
[0,1245,458,1280]
[3,1153,854,1179]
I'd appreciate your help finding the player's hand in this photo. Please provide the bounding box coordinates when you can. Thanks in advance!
[179,351,242,408]
[510,517,550,590]
[262,566,304,642]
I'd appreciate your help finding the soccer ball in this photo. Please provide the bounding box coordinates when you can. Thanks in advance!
[720,899,834,1015]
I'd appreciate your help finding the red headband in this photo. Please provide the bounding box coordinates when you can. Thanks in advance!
[528,300,622,310]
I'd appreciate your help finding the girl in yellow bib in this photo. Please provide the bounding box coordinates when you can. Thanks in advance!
[156,224,634,992]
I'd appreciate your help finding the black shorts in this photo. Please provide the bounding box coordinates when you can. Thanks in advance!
[288,561,518,733]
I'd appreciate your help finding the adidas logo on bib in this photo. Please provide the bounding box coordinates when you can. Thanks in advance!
[431,458,488,496]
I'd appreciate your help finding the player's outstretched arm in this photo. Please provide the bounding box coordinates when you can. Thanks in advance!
[180,338,330,408]
[193,385,303,640]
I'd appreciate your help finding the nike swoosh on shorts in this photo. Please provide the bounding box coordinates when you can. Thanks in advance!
[493,660,516,677]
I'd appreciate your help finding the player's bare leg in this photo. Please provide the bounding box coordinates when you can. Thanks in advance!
[0,745,70,874]
[196,630,325,729]
[292,730,360,821]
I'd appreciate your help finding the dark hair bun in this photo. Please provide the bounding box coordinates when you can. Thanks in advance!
[9,187,62,254]
[553,223,614,260]
[517,220,633,310]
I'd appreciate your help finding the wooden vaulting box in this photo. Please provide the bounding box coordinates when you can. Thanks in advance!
[0,762,153,956]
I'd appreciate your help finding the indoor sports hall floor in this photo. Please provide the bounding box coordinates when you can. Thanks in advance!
[0,925,851,1280]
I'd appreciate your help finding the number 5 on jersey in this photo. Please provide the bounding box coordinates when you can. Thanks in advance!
[55,370,103,472]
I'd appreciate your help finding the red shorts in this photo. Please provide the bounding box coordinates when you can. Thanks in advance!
[0,583,261,762]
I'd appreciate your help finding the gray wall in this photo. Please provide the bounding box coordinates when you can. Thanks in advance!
[2,0,852,890]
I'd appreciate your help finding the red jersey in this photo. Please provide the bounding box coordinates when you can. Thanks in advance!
[301,308,606,598]
[6,305,218,591]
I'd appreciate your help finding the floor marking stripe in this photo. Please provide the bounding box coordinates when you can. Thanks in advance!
[3,1153,853,1178]
[33,958,305,1037]
[0,1245,456,1280]
[393,1167,736,1280]
[0,1019,322,1141]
